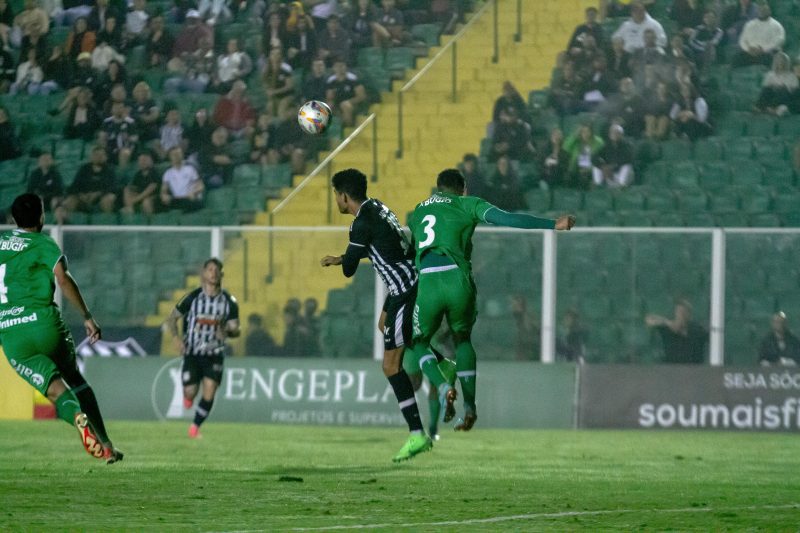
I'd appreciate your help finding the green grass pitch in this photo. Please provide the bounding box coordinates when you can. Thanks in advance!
[1,420,799,531]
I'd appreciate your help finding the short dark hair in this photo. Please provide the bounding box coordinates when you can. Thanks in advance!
[436,168,466,194]
[331,168,367,201]
[204,257,223,270]
[11,193,44,228]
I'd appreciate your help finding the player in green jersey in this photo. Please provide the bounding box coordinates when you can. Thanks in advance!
[407,169,575,431]
[0,193,123,463]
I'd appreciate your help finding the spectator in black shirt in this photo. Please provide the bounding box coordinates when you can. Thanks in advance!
[491,81,530,128]
[460,153,485,198]
[607,36,632,81]
[42,45,71,91]
[376,0,407,47]
[568,6,603,55]
[579,54,615,111]
[122,150,159,214]
[200,126,233,188]
[0,106,20,161]
[688,9,723,69]
[63,86,103,140]
[646,299,708,364]
[301,58,328,102]
[349,0,382,49]
[0,46,14,92]
[27,151,65,221]
[19,20,47,65]
[759,312,800,366]
[0,0,13,51]
[101,101,137,168]
[550,60,581,115]
[592,123,634,188]
[185,107,214,159]
[130,81,160,142]
[490,106,535,162]
[325,59,366,126]
[318,14,352,66]
[87,0,121,32]
[285,13,317,70]
[604,76,644,137]
[146,13,173,68]
[483,154,527,211]
[63,145,118,214]
[267,105,306,174]
[245,313,279,356]
[249,110,272,165]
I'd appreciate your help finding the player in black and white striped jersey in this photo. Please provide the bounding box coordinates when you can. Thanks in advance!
[321,168,453,462]
[165,258,240,438]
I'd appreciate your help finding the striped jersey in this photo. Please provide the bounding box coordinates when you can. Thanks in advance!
[176,287,239,356]
[341,198,417,297]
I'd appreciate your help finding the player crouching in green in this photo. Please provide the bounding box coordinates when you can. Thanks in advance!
[406,170,576,431]
[0,194,123,463]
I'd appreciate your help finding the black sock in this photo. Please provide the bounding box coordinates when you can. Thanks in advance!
[73,384,111,445]
[387,370,423,432]
[194,398,214,427]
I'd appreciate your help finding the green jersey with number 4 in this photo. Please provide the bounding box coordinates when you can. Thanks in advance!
[0,229,64,331]
[408,192,494,274]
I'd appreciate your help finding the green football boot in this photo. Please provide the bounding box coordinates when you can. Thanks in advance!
[437,357,457,387]
[392,433,433,463]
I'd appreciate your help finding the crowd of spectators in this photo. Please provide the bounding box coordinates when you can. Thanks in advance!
[0,0,468,222]
[244,296,320,356]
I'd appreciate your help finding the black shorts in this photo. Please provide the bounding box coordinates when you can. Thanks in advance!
[181,355,224,386]
[382,287,417,350]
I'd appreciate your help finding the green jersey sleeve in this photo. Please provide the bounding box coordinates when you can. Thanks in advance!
[462,196,495,223]
[37,235,65,272]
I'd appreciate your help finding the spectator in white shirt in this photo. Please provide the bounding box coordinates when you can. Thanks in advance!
[157,108,186,159]
[212,38,252,94]
[755,52,798,116]
[734,3,785,68]
[10,48,45,95]
[161,146,204,211]
[612,0,667,53]
[125,0,149,46]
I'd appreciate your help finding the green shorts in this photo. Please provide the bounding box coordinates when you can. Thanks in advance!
[412,266,477,345]
[0,316,78,396]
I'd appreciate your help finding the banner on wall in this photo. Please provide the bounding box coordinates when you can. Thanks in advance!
[579,365,800,432]
[82,357,577,428]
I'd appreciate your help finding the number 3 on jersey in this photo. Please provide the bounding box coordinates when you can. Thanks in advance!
[0,264,7,304]
[418,215,437,248]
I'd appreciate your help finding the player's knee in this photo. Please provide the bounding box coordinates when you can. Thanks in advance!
[453,331,472,345]
[382,349,402,375]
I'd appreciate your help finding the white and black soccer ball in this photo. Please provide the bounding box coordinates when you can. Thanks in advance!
[297,100,332,134]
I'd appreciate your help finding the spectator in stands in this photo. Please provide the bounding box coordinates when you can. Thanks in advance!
[645,80,672,140]
[248,110,272,164]
[245,313,279,356]
[262,11,286,55]
[490,106,535,162]
[0,46,14,93]
[556,309,587,363]
[63,145,118,215]
[318,14,352,65]
[670,82,711,140]
[308,0,337,30]
[630,28,665,81]
[592,123,634,188]
[607,35,632,81]
[11,0,48,49]
[199,126,233,188]
[349,0,383,50]
[211,38,252,94]
[563,124,604,189]
[101,101,138,169]
[550,60,581,115]
[213,79,256,137]
[734,3,784,68]
[282,298,309,356]
[0,0,13,52]
[164,35,214,94]
[376,0,407,47]
[0,105,19,161]
[670,0,702,33]
[146,13,173,67]
[579,54,615,111]
[10,48,44,95]
[511,294,539,361]
[568,6,604,54]
[185,107,213,157]
[160,146,204,211]
[325,58,366,127]
[671,56,698,89]
[301,57,328,102]
[645,299,707,364]
[172,9,213,58]
[569,33,604,76]
[124,0,149,48]
[156,107,185,159]
[758,312,800,366]
[285,12,317,70]
[539,127,569,189]
[261,47,294,116]
[687,9,722,69]
[267,105,306,174]
[94,60,127,107]
[96,14,123,51]
[665,34,693,69]
[87,0,120,33]
[303,297,321,357]
[27,151,66,223]
[41,45,70,91]
[65,17,96,62]
[91,27,126,71]
[62,86,102,140]
[605,76,643,138]
[755,52,798,116]
[492,81,530,128]
[57,0,93,28]
[721,0,757,46]
[196,0,232,26]
[122,150,160,215]
[482,154,527,211]
[99,79,127,116]
[19,20,47,64]
[612,1,666,54]
[130,81,160,142]
[460,153,485,197]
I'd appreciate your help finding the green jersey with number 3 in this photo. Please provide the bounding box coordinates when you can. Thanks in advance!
[408,192,494,274]
[0,229,64,330]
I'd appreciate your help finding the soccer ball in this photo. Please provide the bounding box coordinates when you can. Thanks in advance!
[297,100,332,134]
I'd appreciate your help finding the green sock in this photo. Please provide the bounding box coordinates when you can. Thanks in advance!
[54,390,82,425]
[455,340,477,411]
[428,386,440,435]
[408,343,448,388]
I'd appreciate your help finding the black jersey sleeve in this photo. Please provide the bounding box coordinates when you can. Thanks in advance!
[176,288,200,314]
[226,292,240,321]
[342,217,371,277]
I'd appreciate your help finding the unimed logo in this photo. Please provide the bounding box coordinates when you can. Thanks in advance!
[638,398,800,430]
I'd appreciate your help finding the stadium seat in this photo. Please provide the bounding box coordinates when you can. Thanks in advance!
[698,162,731,190]
[739,187,772,213]
[643,188,676,212]
[754,138,787,162]
[745,115,776,137]
[233,164,262,187]
[262,164,292,189]
[709,190,740,213]
[676,191,708,212]
[668,162,700,188]
[119,212,148,225]
[683,213,715,227]
[728,159,764,186]
[583,189,614,212]
[524,189,551,212]
[206,188,237,211]
[749,213,782,227]
[126,263,155,287]
[614,190,645,211]
[357,47,384,69]
[660,139,692,160]
[385,48,415,75]
[773,191,800,213]
[410,23,441,46]
[693,137,724,161]
[236,187,266,213]
[551,189,583,210]
[762,163,795,188]
[725,137,755,160]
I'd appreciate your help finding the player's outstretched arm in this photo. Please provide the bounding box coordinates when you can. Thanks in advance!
[484,207,576,231]
[54,259,101,344]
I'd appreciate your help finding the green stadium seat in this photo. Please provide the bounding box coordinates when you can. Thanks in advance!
[262,164,292,189]
[236,187,266,212]
[745,115,776,137]
[728,159,763,186]
[150,210,182,226]
[698,162,731,189]
[683,213,715,227]
[385,47,415,74]
[668,162,699,188]
[128,291,159,317]
[95,267,125,287]
[709,190,740,213]
[776,115,800,137]
[410,23,441,46]
[693,137,724,161]
[749,213,782,227]
[762,163,795,188]
[617,210,653,227]
[551,189,583,210]
[781,212,800,226]
[676,191,708,212]
[655,212,684,227]
[233,164,262,187]
[660,139,692,160]
[119,212,148,225]
[715,212,746,226]
[206,188,237,211]
[739,187,771,213]
[154,262,187,290]
[614,189,645,211]
[524,189,551,212]
[715,112,747,138]
[93,288,127,319]
[644,188,676,211]
[643,161,670,184]
[583,189,613,212]
[773,191,800,213]
[754,138,787,161]
[589,210,618,226]
[357,47,384,69]
[180,236,210,262]
[90,212,119,225]
[126,263,155,287]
